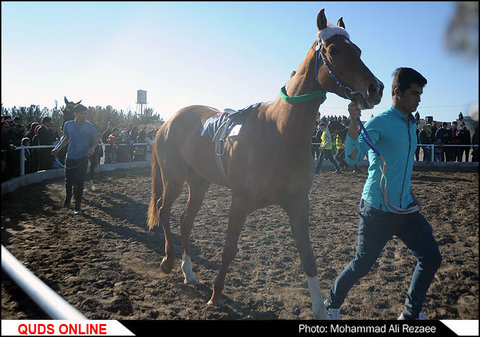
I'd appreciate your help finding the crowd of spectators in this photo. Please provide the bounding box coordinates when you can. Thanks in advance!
[314,113,478,165]
[1,114,156,182]
[2,112,478,183]
[416,120,477,162]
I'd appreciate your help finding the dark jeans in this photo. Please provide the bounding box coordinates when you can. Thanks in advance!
[64,157,89,211]
[422,146,432,161]
[326,200,442,318]
[315,149,341,172]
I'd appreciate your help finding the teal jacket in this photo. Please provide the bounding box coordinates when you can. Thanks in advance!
[345,105,417,212]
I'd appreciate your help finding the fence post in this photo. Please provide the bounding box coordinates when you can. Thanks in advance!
[20,146,25,176]
[431,144,434,162]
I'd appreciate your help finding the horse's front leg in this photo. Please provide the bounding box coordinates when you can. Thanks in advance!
[208,195,248,305]
[281,194,329,320]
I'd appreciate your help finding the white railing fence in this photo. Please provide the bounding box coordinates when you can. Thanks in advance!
[11,142,149,176]
[1,245,87,320]
[4,143,479,179]
[311,143,478,163]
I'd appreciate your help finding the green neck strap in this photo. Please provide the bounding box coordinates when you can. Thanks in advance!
[280,85,326,104]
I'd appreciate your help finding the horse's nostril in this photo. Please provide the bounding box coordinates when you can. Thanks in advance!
[367,82,378,97]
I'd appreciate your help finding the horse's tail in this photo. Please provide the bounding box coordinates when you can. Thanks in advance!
[147,140,163,231]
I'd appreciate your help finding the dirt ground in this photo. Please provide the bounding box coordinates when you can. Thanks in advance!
[1,166,478,320]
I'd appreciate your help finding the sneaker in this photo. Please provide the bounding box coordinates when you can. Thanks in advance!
[325,302,340,320]
[74,210,84,215]
[398,312,426,320]
[334,169,343,174]
[328,308,340,320]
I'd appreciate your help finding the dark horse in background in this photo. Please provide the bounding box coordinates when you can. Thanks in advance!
[147,9,383,319]
[61,97,102,191]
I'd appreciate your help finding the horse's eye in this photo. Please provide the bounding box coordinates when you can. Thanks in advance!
[329,48,337,56]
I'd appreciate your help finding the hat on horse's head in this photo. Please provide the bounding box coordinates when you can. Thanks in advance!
[317,25,350,44]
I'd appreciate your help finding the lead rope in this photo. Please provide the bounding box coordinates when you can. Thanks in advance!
[52,140,81,170]
[357,118,418,214]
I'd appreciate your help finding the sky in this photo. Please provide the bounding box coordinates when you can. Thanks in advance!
[1,1,478,123]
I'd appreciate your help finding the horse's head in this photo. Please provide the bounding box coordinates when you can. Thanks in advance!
[315,9,383,110]
[62,97,82,126]
[327,120,343,133]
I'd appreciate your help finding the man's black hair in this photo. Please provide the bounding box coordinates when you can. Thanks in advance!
[391,67,427,96]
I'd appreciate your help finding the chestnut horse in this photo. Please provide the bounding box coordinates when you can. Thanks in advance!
[147,9,383,319]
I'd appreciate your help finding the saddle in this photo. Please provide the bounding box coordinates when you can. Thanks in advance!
[199,103,261,184]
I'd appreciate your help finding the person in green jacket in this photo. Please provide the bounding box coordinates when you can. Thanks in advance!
[314,121,343,174]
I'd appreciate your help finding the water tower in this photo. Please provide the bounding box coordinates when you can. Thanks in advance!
[136,90,147,115]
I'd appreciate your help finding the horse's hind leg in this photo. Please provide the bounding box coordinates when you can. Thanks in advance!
[281,193,329,319]
[159,156,187,274]
[180,170,210,284]
[208,195,247,305]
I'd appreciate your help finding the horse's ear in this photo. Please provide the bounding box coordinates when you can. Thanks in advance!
[337,17,345,29]
[75,100,82,105]
[64,97,69,104]
[317,9,327,31]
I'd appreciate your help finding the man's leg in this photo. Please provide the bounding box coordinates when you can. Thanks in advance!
[315,151,325,173]
[326,149,342,172]
[73,157,89,212]
[64,166,73,208]
[396,212,442,319]
[326,200,394,310]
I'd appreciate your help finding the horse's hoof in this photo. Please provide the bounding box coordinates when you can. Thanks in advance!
[160,258,174,274]
[207,295,224,306]
[183,276,198,284]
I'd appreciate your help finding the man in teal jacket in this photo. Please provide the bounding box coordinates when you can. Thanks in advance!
[324,68,442,320]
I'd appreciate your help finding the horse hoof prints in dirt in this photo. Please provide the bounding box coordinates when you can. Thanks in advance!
[147,9,383,319]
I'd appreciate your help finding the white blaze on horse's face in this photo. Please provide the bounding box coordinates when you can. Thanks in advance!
[316,9,384,109]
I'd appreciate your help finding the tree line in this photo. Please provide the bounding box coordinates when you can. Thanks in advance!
[1,104,163,134]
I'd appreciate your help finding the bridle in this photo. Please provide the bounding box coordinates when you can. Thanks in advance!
[281,29,368,105]
[314,39,367,103]
[314,32,383,157]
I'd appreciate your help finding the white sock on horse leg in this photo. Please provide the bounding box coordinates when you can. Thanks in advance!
[306,275,328,319]
[181,253,197,284]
